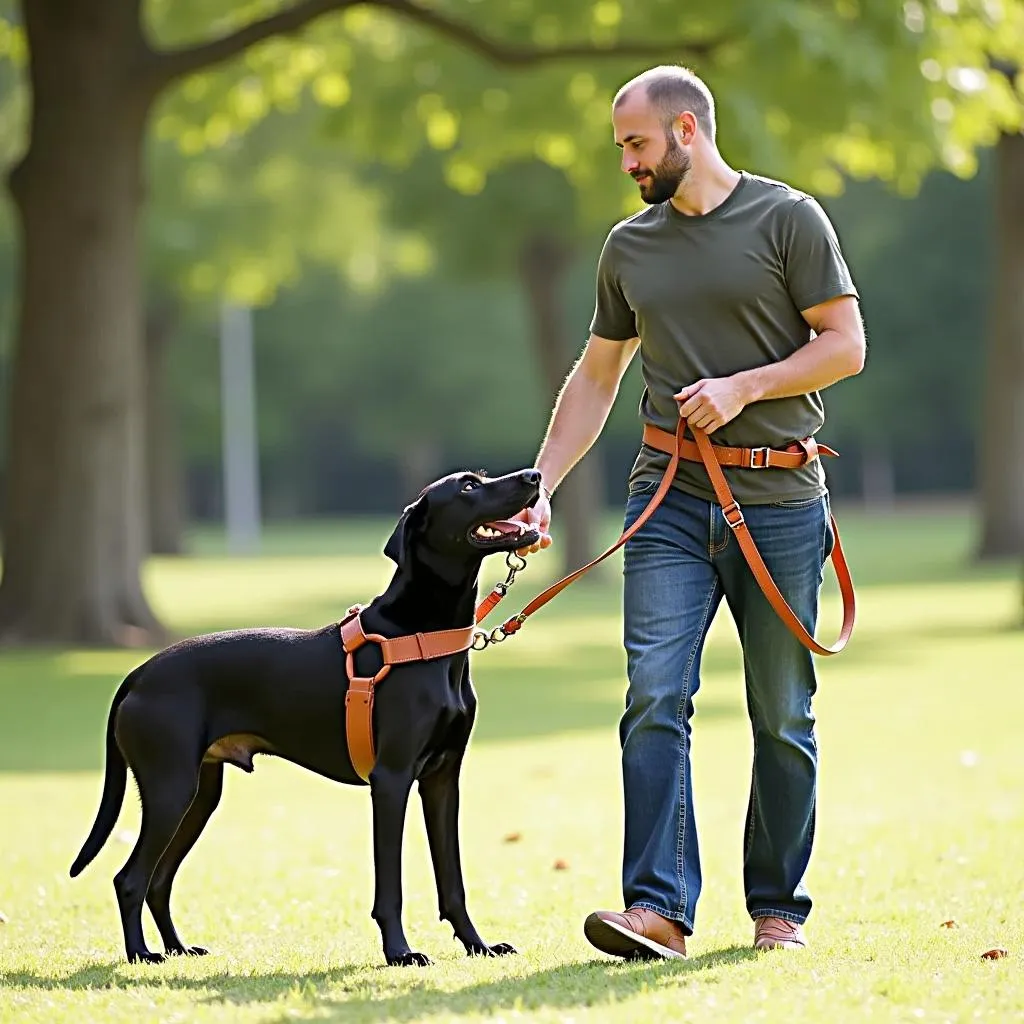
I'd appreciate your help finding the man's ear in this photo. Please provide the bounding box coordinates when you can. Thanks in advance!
[384,496,425,566]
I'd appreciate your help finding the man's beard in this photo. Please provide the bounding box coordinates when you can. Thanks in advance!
[633,132,691,205]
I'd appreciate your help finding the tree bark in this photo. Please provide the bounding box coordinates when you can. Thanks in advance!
[518,234,605,578]
[145,297,185,556]
[0,1,164,646]
[976,127,1024,559]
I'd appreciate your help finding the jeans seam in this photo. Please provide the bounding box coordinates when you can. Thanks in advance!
[744,734,758,861]
[676,577,719,923]
[751,909,807,924]
[631,901,694,932]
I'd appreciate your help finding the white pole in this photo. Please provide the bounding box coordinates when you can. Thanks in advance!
[219,301,261,555]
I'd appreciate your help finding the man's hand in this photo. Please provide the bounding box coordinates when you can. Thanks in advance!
[674,375,753,434]
[512,489,552,556]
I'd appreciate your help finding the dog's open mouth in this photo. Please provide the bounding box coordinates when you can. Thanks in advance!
[468,519,537,548]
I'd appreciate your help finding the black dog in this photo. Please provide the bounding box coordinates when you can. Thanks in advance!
[70,467,542,966]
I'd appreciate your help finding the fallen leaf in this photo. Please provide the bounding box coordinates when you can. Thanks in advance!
[553,859,569,871]
[502,832,522,844]
[940,920,958,929]
[981,947,1008,960]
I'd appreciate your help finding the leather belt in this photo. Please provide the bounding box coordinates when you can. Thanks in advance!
[642,422,838,471]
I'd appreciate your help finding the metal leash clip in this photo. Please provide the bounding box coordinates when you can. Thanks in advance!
[471,625,513,650]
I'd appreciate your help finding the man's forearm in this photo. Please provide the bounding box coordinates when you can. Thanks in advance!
[535,363,619,496]
[736,329,865,404]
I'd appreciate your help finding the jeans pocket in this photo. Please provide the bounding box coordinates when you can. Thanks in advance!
[628,480,661,499]
[769,494,825,510]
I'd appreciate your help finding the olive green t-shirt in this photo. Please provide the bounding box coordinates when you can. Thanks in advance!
[590,171,859,505]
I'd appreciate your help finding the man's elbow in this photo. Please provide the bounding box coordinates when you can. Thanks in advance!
[840,331,867,378]
[843,342,868,378]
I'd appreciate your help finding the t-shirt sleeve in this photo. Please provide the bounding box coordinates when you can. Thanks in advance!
[782,197,859,312]
[589,231,638,341]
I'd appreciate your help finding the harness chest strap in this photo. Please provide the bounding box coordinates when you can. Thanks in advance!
[339,609,478,782]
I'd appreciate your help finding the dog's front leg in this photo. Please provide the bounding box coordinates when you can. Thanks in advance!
[370,765,429,966]
[420,757,517,959]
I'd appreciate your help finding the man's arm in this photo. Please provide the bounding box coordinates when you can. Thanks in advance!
[537,333,640,494]
[675,295,865,433]
[516,333,639,553]
[736,294,866,402]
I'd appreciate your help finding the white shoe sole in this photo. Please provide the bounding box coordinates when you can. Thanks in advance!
[584,913,687,961]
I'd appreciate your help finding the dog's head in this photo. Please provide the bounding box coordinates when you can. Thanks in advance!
[384,468,542,573]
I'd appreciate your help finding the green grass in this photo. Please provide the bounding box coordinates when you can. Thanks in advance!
[1,503,1023,1023]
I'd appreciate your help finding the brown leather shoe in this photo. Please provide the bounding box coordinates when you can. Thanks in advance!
[753,916,807,950]
[584,906,688,960]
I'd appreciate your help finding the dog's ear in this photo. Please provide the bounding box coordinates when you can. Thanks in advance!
[384,496,425,566]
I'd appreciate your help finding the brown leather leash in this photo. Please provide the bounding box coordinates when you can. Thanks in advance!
[476,414,857,657]
[341,413,857,781]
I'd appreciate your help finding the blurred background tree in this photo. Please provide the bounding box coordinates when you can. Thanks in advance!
[0,0,1021,644]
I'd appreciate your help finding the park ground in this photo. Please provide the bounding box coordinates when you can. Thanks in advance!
[1,501,1022,1023]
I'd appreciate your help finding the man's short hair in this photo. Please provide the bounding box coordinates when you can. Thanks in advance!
[614,65,717,142]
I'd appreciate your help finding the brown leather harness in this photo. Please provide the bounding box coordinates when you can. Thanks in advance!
[340,415,857,781]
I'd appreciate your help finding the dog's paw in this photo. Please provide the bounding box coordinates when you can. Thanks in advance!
[466,941,518,958]
[128,951,166,965]
[164,944,210,958]
[388,951,432,967]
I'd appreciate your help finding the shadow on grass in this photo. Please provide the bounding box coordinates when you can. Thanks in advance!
[1,945,759,1019]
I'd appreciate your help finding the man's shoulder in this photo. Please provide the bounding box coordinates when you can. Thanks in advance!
[604,205,665,244]
[740,172,815,214]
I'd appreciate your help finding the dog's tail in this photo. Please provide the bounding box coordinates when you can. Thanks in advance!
[69,666,142,877]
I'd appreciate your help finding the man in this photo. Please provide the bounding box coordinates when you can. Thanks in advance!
[515,65,865,958]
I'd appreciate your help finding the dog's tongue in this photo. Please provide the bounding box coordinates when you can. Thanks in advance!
[485,520,521,534]
[473,520,526,540]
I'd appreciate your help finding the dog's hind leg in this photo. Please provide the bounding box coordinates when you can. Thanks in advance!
[146,760,224,957]
[370,765,429,966]
[112,701,203,964]
[420,755,517,959]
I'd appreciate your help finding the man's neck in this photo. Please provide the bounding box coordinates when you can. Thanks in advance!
[670,156,741,217]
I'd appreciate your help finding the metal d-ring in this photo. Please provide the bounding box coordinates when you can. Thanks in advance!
[470,625,514,651]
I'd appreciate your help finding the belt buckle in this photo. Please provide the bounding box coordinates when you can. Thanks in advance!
[748,447,771,469]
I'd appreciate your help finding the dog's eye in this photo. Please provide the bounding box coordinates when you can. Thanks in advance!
[461,480,479,492]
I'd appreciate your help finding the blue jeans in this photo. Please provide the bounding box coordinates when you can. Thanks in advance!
[619,480,835,934]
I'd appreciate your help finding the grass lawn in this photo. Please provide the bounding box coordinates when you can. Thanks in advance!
[1,502,1022,1023]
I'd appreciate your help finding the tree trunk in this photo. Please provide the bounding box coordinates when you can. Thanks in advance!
[0,1,164,646]
[977,127,1024,559]
[518,234,604,578]
[145,297,185,556]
